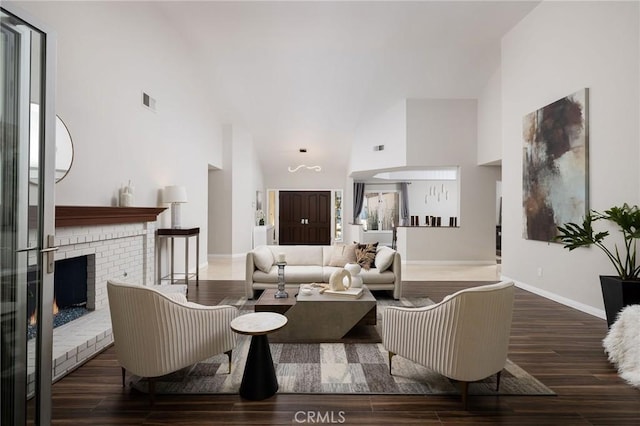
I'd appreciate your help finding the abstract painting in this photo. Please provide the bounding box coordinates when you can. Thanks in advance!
[522,88,589,242]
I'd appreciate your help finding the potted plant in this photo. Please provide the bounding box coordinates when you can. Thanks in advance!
[556,203,640,327]
[256,209,265,226]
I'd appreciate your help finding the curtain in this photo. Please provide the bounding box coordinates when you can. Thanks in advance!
[400,182,409,226]
[353,182,365,223]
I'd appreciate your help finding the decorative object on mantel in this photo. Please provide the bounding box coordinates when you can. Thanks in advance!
[163,185,188,228]
[119,180,134,207]
[556,203,640,328]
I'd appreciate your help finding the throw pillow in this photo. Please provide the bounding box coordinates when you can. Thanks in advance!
[375,246,395,272]
[253,246,274,273]
[328,244,357,267]
[355,242,378,270]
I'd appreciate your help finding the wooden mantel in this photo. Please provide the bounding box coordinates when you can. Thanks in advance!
[55,206,166,227]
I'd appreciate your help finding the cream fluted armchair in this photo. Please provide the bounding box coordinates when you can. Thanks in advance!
[107,280,238,401]
[382,281,515,409]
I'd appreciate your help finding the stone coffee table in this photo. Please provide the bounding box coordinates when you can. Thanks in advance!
[254,286,377,342]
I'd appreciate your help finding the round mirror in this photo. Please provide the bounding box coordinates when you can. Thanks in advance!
[29,103,74,184]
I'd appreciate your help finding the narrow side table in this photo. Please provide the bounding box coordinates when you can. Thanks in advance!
[157,227,200,286]
[230,312,287,400]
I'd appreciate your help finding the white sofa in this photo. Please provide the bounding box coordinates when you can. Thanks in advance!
[245,244,402,299]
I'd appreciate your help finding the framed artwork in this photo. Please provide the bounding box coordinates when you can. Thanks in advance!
[522,88,589,242]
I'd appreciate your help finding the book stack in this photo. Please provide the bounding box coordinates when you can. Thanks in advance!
[323,287,364,298]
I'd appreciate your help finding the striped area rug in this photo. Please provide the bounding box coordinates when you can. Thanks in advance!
[130,295,554,396]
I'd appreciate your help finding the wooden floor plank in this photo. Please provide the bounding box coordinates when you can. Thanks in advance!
[41,280,640,425]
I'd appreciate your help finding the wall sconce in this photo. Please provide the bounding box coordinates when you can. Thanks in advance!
[163,185,188,228]
[425,184,449,204]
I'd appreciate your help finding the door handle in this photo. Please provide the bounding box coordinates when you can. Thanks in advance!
[41,235,59,274]
[16,246,39,253]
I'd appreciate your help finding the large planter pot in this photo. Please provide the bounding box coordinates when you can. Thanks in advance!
[600,275,640,328]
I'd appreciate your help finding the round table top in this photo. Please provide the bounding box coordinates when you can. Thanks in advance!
[230,312,288,336]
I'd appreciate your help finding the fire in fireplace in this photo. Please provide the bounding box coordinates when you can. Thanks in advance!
[27,256,90,339]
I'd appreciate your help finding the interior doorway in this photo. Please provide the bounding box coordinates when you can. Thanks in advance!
[278,191,331,245]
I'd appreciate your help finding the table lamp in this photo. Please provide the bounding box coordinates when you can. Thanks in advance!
[163,185,188,228]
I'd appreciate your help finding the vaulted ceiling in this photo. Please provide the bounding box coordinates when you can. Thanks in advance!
[159,1,539,178]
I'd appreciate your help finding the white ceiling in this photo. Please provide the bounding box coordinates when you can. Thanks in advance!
[158,1,539,178]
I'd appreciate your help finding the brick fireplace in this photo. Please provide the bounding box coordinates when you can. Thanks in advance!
[27,206,165,395]
[55,221,157,310]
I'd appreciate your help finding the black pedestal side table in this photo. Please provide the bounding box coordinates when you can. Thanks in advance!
[230,312,288,400]
[157,227,199,286]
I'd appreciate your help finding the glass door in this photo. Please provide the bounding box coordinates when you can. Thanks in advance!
[1,5,56,425]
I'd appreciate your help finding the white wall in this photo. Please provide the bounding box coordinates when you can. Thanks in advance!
[350,100,407,172]
[207,126,233,255]
[232,126,264,255]
[208,124,264,256]
[403,99,499,262]
[18,1,224,271]
[501,1,639,316]
[477,66,502,165]
[266,169,346,190]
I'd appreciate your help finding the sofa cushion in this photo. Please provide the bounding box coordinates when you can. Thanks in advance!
[252,266,279,283]
[360,268,396,284]
[280,265,324,283]
[322,266,341,282]
[375,246,396,272]
[328,244,357,267]
[355,242,378,270]
[253,246,274,273]
[269,246,323,266]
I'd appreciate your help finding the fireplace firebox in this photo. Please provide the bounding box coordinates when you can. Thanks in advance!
[27,256,91,338]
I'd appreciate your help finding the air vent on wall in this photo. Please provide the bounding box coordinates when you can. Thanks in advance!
[142,91,156,112]
[373,144,385,151]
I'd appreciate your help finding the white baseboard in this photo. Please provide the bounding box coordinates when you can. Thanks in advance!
[501,274,606,320]
[403,260,497,266]
[207,253,246,260]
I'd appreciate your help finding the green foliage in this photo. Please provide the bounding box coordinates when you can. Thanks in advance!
[556,203,640,280]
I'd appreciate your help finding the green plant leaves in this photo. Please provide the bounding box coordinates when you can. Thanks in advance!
[556,203,640,280]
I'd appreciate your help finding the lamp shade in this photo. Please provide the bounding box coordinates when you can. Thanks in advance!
[163,185,188,203]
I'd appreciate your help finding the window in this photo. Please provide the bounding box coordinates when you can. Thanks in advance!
[360,191,399,231]
[334,190,343,241]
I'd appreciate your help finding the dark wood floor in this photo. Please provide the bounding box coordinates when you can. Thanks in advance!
[45,281,640,425]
